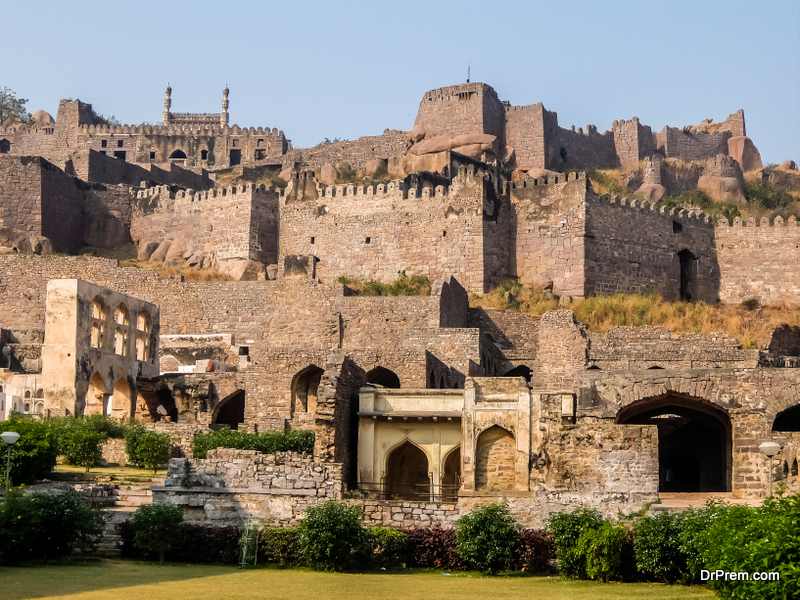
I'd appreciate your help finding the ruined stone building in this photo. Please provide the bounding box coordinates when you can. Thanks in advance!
[0,82,799,525]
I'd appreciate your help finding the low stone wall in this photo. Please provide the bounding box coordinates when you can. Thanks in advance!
[355,499,459,529]
[101,438,127,465]
[153,449,343,524]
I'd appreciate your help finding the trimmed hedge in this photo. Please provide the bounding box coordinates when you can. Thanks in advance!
[117,521,241,564]
[192,429,314,459]
[0,417,59,485]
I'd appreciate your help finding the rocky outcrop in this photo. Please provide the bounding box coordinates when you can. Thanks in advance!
[0,227,53,255]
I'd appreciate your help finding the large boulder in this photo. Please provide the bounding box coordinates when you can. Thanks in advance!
[408,133,499,157]
[697,175,747,206]
[634,183,667,202]
[0,227,52,255]
[727,136,763,171]
[137,241,160,260]
[150,240,172,261]
[218,259,266,281]
[319,163,339,185]
[164,238,188,264]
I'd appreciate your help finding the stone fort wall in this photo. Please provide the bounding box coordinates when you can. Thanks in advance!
[279,167,499,293]
[414,83,505,142]
[716,215,800,306]
[584,195,718,302]
[131,183,281,266]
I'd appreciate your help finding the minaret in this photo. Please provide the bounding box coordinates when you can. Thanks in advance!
[163,84,172,125]
[221,85,229,126]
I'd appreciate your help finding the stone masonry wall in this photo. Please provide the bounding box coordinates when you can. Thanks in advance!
[584,195,719,302]
[131,183,280,266]
[656,126,730,162]
[279,171,491,293]
[715,216,800,306]
[504,104,547,171]
[414,83,505,142]
[588,327,758,370]
[509,172,588,297]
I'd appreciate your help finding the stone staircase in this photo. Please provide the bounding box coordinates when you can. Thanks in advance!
[37,470,164,555]
[649,492,762,514]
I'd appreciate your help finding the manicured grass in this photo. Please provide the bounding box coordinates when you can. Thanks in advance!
[0,559,715,600]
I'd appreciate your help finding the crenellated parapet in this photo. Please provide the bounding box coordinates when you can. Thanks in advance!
[78,123,285,138]
[586,193,715,227]
[135,182,284,202]
[718,214,798,228]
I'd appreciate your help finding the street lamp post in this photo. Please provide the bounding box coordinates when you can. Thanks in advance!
[759,441,782,497]
[1,431,21,493]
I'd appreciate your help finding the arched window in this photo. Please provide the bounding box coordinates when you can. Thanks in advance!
[0,139,10,154]
[292,366,324,414]
[169,149,187,160]
[115,304,129,326]
[114,328,128,356]
[137,310,151,333]
[91,297,107,320]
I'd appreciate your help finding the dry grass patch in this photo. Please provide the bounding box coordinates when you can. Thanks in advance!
[118,259,232,282]
[472,281,800,349]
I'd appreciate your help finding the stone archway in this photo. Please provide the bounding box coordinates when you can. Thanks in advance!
[385,440,430,500]
[292,365,324,414]
[111,378,133,418]
[618,392,732,492]
[366,366,401,388]
[84,373,107,416]
[475,425,516,491]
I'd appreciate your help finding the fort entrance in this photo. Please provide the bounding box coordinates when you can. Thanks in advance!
[618,392,731,492]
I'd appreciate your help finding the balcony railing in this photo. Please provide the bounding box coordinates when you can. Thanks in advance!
[357,481,460,502]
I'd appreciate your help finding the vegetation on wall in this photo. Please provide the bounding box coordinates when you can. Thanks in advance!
[335,272,432,296]
[471,278,800,349]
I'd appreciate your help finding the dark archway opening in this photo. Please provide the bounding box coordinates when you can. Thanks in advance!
[229,149,241,166]
[214,390,245,429]
[442,446,461,500]
[679,249,698,302]
[501,365,532,382]
[155,388,178,422]
[618,393,731,492]
[385,441,430,500]
[773,403,800,431]
[0,139,10,154]
[169,149,187,160]
[366,366,401,388]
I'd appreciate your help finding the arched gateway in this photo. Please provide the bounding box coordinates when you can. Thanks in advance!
[617,392,731,493]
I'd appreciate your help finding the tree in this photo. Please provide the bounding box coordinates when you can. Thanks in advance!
[0,87,29,126]
[131,504,184,564]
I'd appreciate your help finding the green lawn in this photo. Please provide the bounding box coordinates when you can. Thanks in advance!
[0,559,715,600]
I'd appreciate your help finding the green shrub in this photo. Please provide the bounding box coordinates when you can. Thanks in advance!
[299,500,366,571]
[0,416,59,486]
[131,504,184,564]
[366,527,408,569]
[745,181,793,210]
[0,489,109,564]
[125,425,171,472]
[60,428,108,471]
[678,499,728,582]
[545,507,604,578]
[577,521,628,583]
[634,512,689,584]
[260,527,306,566]
[191,429,314,459]
[456,502,520,574]
[702,494,800,599]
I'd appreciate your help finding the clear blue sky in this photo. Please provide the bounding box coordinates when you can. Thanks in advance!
[4,1,799,164]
